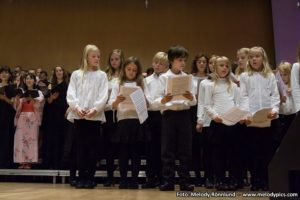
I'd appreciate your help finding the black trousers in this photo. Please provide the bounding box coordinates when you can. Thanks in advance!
[119,143,140,181]
[145,111,162,179]
[161,110,192,184]
[61,122,77,180]
[210,121,239,182]
[247,124,274,186]
[74,119,102,182]
[102,111,118,178]
[202,127,214,180]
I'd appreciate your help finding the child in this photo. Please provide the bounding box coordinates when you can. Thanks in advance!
[203,56,240,191]
[109,56,147,189]
[142,52,168,188]
[44,66,69,169]
[239,46,280,191]
[103,49,124,187]
[0,66,15,168]
[14,73,44,169]
[291,43,300,113]
[157,45,196,191]
[67,44,108,189]
[235,48,250,80]
[190,53,209,186]
[276,62,297,150]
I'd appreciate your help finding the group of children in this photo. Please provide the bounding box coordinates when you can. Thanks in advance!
[0,44,299,192]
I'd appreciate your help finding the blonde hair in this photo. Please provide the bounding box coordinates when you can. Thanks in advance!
[80,44,100,72]
[210,56,232,92]
[235,47,249,76]
[152,52,169,66]
[105,49,124,81]
[246,46,272,78]
[277,61,292,87]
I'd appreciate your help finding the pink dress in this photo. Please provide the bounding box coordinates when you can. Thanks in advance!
[14,91,44,163]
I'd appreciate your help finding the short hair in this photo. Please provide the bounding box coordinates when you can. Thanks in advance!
[152,52,169,66]
[167,45,188,67]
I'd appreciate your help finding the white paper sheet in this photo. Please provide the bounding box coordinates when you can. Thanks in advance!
[118,85,139,111]
[130,88,148,124]
[221,106,251,126]
[247,108,272,128]
[165,75,193,105]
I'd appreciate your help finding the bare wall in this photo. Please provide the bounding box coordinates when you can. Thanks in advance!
[0,0,275,73]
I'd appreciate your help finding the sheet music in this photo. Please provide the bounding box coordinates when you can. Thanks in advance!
[221,106,251,126]
[247,108,272,128]
[130,88,148,124]
[165,75,193,104]
[166,75,192,95]
[119,85,139,111]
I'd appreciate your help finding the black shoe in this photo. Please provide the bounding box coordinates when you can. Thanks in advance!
[159,182,175,191]
[194,178,204,187]
[70,180,77,187]
[205,178,214,189]
[84,180,96,189]
[128,180,139,189]
[261,184,269,191]
[75,181,85,189]
[103,179,114,187]
[250,185,260,191]
[216,182,229,191]
[179,183,194,191]
[142,178,160,189]
[119,180,128,189]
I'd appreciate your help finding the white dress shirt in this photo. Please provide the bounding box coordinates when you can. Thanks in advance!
[204,78,240,119]
[239,71,280,114]
[144,73,164,111]
[67,69,108,122]
[105,77,119,111]
[291,62,300,112]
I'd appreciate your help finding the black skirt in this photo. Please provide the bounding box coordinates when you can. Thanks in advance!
[111,118,151,144]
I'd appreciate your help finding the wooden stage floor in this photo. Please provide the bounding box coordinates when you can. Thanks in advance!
[0,183,269,200]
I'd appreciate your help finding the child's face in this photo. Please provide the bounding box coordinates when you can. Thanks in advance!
[152,60,167,74]
[87,50,100,68]
[196,57,207,73]
[171,57,186,72]
[249,52,263,71]
[55,67,64,80]
[237,52,248,68]
[110,53,121,69]
[209,58,215,72]
[216,60,229,78]
[25,76,35,88]
[279,71,289,85]
[125,63,138,81]
[0,71,10,82]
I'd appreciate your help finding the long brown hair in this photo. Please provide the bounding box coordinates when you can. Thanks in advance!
[119,56,143,88]
[105,49,124,81]
[51,66,69,88]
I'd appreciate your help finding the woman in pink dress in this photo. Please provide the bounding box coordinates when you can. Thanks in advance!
[14,73,44,169]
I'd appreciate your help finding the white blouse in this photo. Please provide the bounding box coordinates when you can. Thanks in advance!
[105,77,119,111]
[156,69,197,112]
[66,69,108,122]
[239,72,280,114]
[143,73,164,111]
[291,62,300,112]
[204,78,240,119]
